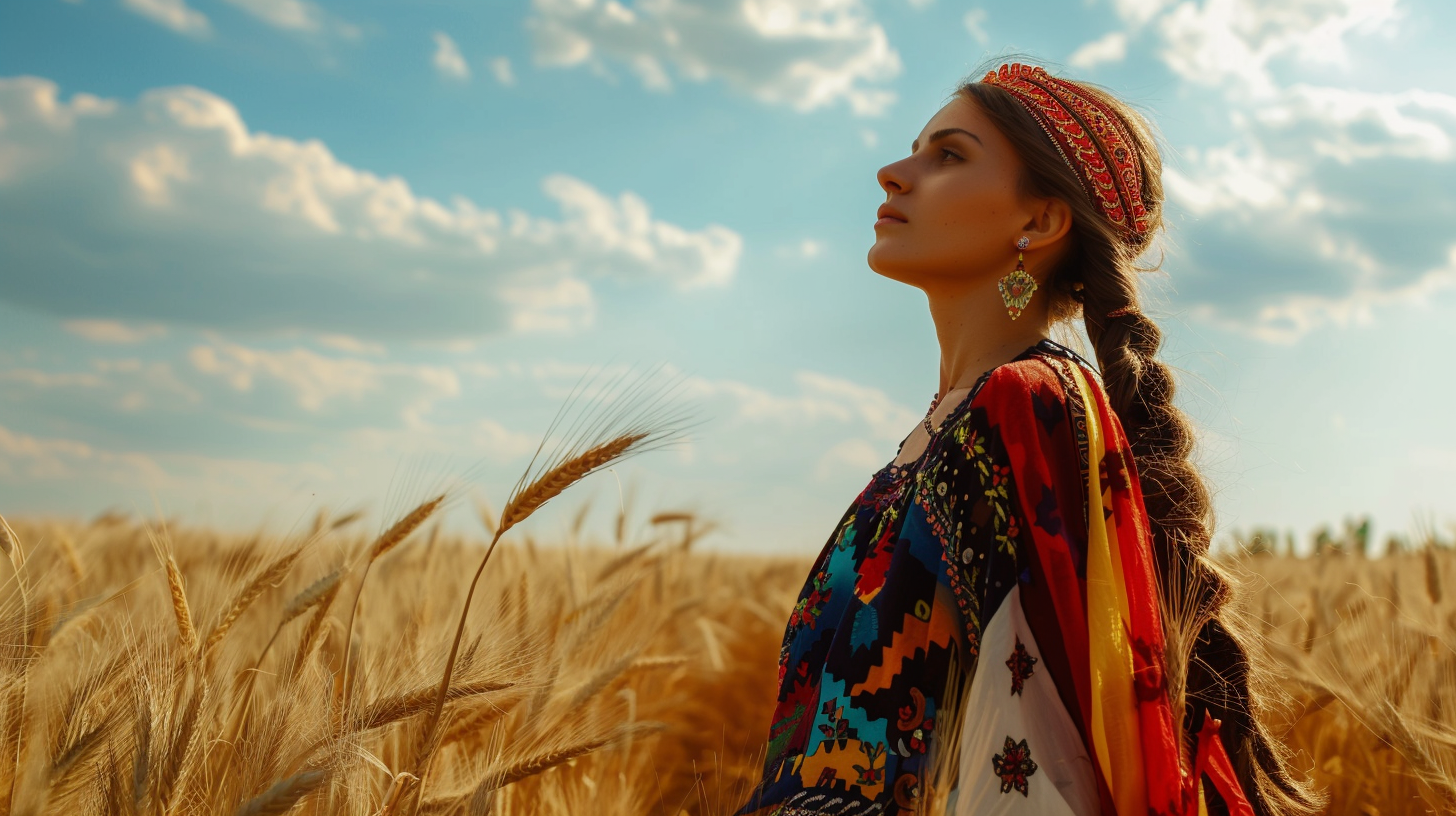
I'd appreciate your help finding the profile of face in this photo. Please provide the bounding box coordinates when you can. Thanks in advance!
[868,95,1066,291]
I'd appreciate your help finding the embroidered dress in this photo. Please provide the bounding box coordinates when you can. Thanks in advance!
[738,338,1242,816]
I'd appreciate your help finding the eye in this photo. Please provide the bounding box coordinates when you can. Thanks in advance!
[940,147,962,162]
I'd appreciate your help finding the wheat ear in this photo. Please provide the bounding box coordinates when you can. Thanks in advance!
[412,363,697,789]
[163,556,198,658]
[353,680,512,734]
[204,545,305,659]
[288,579,343,683]
[493,722,663,788]
[55,531,84,587]
[497,436,641,539]
[234,769,328,816]
[440,689,526,745]
[340,495,446,711]
[0,512,22,569]
[414,435,644,772]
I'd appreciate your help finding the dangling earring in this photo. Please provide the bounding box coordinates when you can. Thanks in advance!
[998,236,1037,320]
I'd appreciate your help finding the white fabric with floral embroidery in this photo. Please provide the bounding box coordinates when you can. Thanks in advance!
[948,585,1100,816]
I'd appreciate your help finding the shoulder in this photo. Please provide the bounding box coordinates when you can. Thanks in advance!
[969,353,1093,421]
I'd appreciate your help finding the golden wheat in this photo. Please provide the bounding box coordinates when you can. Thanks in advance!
[1,503,1451,815]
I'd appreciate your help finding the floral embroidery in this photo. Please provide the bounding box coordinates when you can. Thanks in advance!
[991,736,1038,796]
[787,570,832,630]
[1006,637,1037,696]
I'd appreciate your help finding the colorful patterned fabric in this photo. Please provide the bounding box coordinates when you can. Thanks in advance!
[980,63,1151,246]
[737,338,1252,816]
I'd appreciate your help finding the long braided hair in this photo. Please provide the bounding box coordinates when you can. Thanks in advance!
[958,73,1324,816]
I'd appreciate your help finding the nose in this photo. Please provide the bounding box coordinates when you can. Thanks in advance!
[877,158,909,196]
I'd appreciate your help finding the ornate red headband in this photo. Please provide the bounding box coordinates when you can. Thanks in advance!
[980,63,1150,246]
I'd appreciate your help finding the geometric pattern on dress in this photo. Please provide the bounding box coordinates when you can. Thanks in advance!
[736,339,1099,816]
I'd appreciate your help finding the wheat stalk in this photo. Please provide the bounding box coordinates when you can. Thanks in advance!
[408,363,697,789]
[234,769,328,816]
[412,436,640,774]
[152,676,204,816]
[353,680,513,734]
[373,771,418,816]
[340,495,447,712]
[491,722,666,796]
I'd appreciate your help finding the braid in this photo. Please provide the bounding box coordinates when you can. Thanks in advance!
[960,74,1325,816]
[1083,284,1317,816]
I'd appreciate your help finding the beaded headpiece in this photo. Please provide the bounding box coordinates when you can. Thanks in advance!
[980,63,1151,247]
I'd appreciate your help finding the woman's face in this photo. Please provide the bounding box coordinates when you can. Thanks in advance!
[868,95,1037,288]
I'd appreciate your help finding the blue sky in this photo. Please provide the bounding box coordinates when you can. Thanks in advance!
[2,0,1454,554]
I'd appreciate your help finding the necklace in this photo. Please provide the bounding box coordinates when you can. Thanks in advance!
[922,392,943,436]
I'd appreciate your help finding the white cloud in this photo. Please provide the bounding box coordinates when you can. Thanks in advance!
[0,357,201,414]
[220,0,326,32]
[0,76,742,340]
[497,276,596,334]
[63,320,168,344]
[189,340,460,415]
[524,360,919,442]
[1069,31,1128,69]
[433,32,471,81]
[490,56,517,87]
[1163,140,1312,217]
[1257,85,1456,163]
[1153,0,1400,97]
[527,0,902,116]
[1187,249,1456,344]
[962,9,989,45]
[1158,74,1456,342]
[776,238,823,259]
[122,0,211,37]
[814,437,884,481]
[129,144,192,206]
[1070,0,1452,344]
[0,418,350,504]
[0,422,165,483]
[317,333,385,355]
[1112,0,1171,27]
[0,369,105,389]
[792,371,921,441]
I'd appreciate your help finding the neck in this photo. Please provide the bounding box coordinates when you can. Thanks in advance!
[924,271,1052,399]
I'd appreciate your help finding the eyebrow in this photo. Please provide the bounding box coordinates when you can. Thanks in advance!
[910,127,983,153]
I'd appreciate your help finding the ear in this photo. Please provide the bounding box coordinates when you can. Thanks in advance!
[1020,196,1074,251]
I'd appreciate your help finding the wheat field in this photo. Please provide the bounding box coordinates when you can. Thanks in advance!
[0,500,1452,816]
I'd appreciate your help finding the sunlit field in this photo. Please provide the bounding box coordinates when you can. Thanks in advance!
[0,501,1452,816]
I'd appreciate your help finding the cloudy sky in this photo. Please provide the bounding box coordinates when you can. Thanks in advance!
[2,0,1453,554]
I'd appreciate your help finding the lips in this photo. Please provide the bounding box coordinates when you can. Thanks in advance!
[876,203,907,224]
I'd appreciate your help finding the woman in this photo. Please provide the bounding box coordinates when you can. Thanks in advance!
[736,64,1323,816]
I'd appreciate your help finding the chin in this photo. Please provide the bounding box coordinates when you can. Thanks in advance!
[867,241,924,286]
